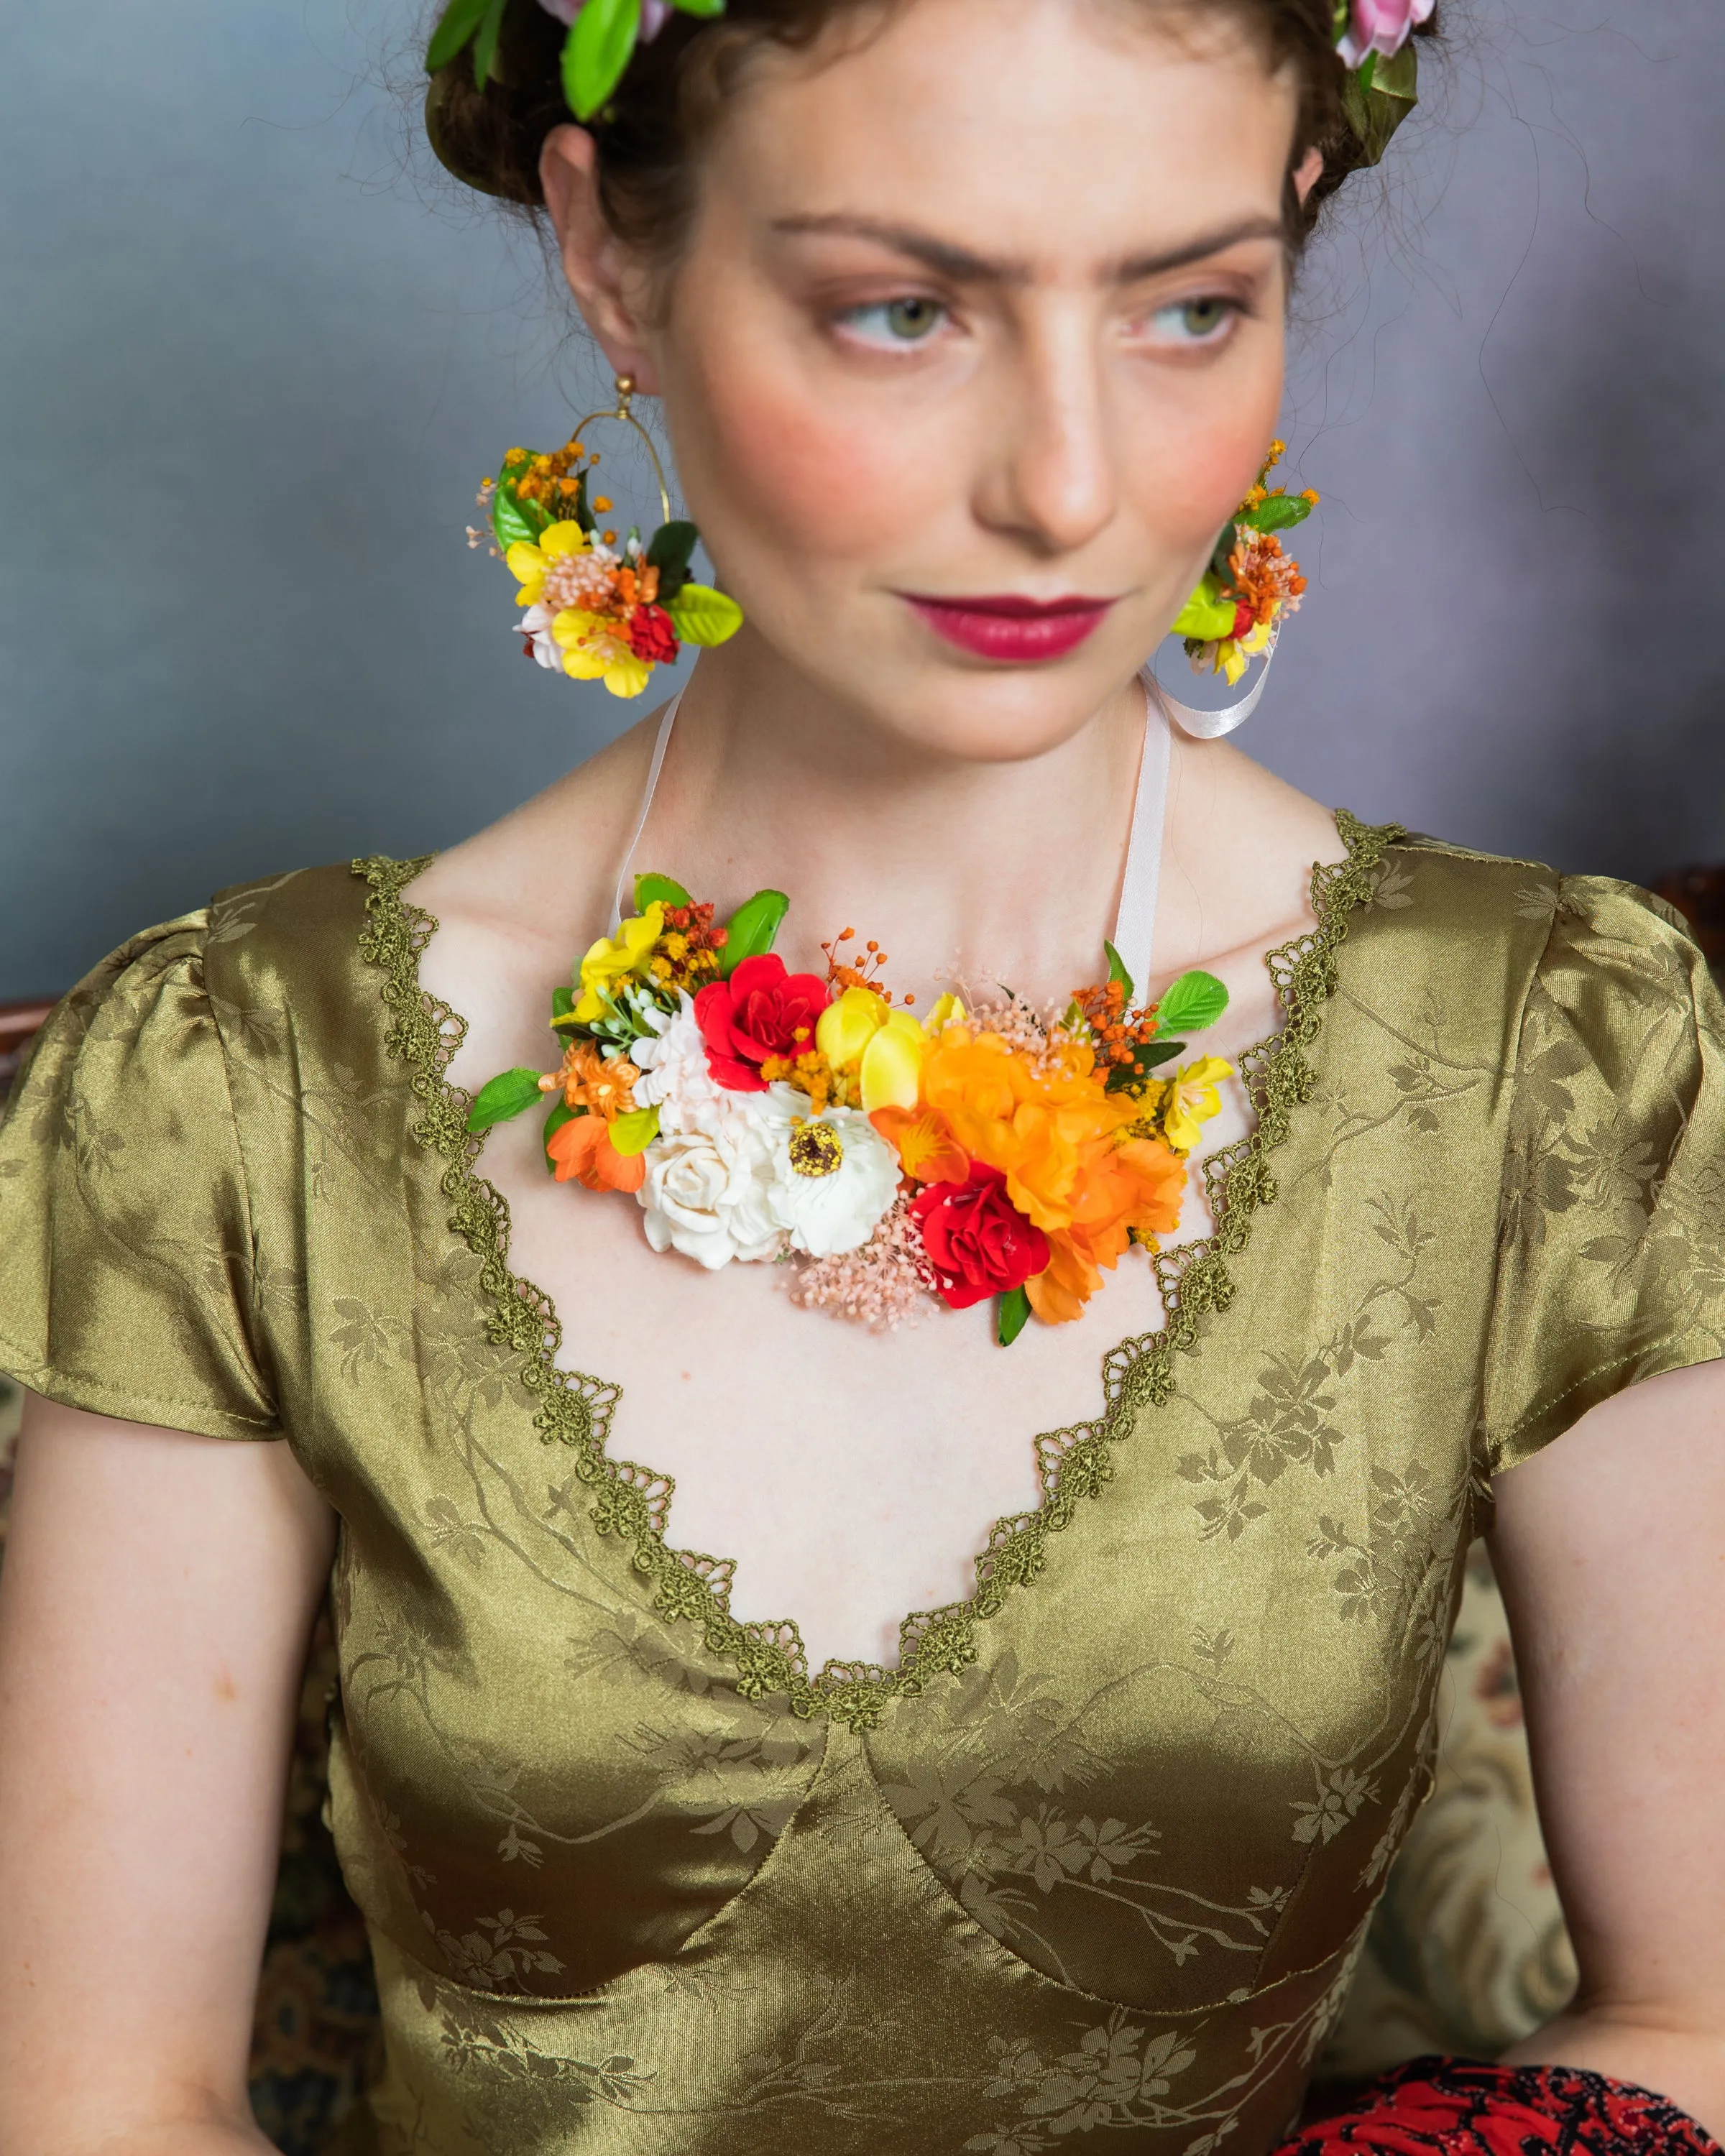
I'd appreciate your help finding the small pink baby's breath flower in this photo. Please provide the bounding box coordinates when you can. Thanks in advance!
[789,1194,938,1330]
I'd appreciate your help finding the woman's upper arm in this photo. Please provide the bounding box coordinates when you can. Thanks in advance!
[0,1394,336,2154]
[1486,1355,1725,2125]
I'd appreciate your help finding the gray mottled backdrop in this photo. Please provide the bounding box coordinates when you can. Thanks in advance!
[2,0,1721,999]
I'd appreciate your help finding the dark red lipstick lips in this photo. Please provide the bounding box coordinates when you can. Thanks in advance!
[903,591,1114,663]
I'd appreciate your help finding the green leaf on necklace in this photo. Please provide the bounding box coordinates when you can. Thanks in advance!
[610,1105,661,1156]
[719,889,789,975]
[997,1285,1032,1347]
[1156,969,1229,1035]
[543,1098,578,1173]
[635,872,692,913]
[467,1067,546,1133]
[1103,939,1134,1003]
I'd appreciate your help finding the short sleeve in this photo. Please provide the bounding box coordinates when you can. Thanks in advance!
[1482,877,1725,1472]
[0,913,282,1439]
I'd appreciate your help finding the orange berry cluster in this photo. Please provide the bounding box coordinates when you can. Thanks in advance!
[502,437,596,510]
[822,927,914,1007]
[645,901,728,993]
[1074,979,1162,1078]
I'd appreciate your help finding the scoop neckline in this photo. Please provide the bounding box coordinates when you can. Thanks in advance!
[354,810,1401,1733]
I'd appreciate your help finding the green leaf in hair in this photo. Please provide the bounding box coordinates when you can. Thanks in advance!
[719,889,789,975]
[564,0,642,120]
[467,1067,547,1133]
[472,0,507,88]
[426,0,494,75]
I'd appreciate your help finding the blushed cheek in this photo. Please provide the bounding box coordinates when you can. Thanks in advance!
[676,344,936,579]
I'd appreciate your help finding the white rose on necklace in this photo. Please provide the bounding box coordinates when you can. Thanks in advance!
[639,1117,787,1270]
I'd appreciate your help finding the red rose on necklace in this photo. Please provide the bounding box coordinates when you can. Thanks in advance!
[696,955,832,1092]
[910,1165,1050,1310]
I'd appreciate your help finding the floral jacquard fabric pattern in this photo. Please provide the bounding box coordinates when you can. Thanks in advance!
[1,831,1722,2156]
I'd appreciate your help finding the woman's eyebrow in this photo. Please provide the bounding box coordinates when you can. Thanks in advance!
[769,212,1286,285]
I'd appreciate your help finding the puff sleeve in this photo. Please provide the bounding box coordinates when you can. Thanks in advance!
[1481,877,1725,1473]
[0,912,282,1439]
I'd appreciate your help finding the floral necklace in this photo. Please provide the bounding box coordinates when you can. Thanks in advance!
[468,695,1235,1346]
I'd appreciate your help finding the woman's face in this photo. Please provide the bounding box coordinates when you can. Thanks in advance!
[553,0,1305,763]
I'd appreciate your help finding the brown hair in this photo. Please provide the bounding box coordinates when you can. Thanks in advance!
[425,0,1429,259]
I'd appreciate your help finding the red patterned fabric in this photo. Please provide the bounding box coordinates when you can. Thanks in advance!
[1290,2057,1721,2156]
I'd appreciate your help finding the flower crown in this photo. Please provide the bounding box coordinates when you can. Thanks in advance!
[428,0,1430,142]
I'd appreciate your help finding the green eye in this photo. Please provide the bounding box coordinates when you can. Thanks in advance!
[1152,297,1235,343]
[841,297,949,346]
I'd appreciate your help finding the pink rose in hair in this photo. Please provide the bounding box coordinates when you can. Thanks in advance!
[537,0,672,36]
[1335,0,1433,68]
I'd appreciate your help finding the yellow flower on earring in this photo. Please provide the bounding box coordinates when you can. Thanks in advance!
[551,610,653,700]
[506,520,590,608]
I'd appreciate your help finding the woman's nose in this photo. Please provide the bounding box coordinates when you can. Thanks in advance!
[972,310,1119,559]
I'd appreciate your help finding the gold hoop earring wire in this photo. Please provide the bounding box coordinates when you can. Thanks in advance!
[570,374,673,527]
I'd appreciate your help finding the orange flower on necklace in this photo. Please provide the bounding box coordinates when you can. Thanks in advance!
[547,1113,646,1194]
[558,1041,640,1118]
[870,1104,969,1187]
[1026,1135,1187,1324]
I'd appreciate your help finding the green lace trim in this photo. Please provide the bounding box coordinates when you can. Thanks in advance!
[354,809,1402,1733]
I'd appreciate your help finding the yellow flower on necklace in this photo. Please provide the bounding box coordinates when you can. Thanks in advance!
[506,520,589,609]
[1156,1055,1233,1154]
[574,902,666,1023]
[552,610,652,701]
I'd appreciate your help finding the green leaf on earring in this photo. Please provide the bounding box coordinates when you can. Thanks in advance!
[673,0,725,15]
[472,0,507,87]
[718,889,788,975]
[647,520,699,600]
[635,872,693,912]
[667,582,743,647]
[1171,586,1236,642]
[427,0,493,73]
[1239,491,1313,535]
[492,476,543,551]
[564,0,641,120]
[997,1286,1032,1346]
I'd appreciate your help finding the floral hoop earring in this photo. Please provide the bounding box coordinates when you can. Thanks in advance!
[1153,441,1317,740]
[467,374,743,699]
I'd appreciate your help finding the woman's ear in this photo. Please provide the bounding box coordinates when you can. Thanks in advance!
[1292,144,1324,203]
[540,124,661,391]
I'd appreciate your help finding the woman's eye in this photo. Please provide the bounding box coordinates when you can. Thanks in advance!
[837,297,949,347]
[1147,296,1237,344]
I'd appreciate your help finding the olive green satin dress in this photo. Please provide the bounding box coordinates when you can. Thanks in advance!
[3,821,1723,2156]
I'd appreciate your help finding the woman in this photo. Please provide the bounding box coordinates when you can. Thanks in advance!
[0,0,1720,2150]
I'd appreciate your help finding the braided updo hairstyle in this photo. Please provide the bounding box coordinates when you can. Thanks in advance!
[426,0,1431,265]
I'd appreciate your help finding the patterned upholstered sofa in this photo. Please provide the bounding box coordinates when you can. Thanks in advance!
[5,853,1720,2152]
